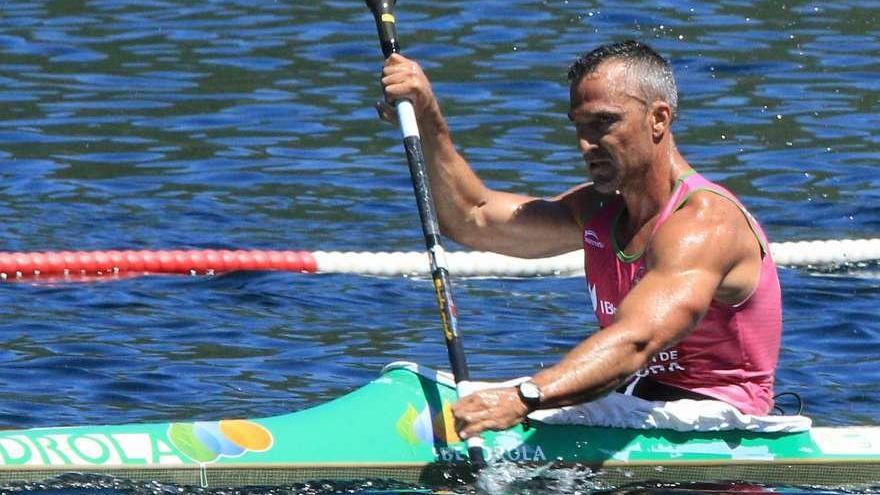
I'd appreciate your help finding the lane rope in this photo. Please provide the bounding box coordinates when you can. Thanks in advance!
[0,238,878,280]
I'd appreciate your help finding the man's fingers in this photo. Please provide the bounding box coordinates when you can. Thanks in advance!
[453,394,500,439]
[379,54,431,118]
[458,416,486,440]
[383,52,411,71]
[375,101,397,124]
[452,388,528,439]
[374,100,387,119]
[452,396,480,436]
[381,72,419,103]
[459,415,506,440]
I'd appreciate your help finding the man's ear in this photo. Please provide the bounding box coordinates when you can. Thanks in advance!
[650,101,673,142]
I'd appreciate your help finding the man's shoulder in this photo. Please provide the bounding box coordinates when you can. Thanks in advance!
[665,189,752,238]
[651,189,756,268]
[652,187,767,305]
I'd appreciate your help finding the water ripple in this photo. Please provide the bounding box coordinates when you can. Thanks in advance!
[0,1,877,493]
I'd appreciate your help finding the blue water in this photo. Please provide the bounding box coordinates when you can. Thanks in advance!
[0,0,878,493]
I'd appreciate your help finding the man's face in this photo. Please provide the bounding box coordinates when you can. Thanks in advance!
[568,61,653,194]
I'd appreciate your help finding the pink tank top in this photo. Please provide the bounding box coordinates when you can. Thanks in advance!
[583,172,781,415]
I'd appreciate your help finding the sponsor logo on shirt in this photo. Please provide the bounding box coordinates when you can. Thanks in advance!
[635,349,686,377]
[588,283,617,316]
[583,229,605,249]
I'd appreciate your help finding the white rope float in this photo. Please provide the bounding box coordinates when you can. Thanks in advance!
[312,250,583,277]
[314,238,880,278]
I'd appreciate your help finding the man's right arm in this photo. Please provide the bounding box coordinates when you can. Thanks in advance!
[380,54,591,258]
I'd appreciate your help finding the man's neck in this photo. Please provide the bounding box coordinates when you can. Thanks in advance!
[619,146,691,232]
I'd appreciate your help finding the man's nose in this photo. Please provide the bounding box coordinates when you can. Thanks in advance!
[578,133,598,154]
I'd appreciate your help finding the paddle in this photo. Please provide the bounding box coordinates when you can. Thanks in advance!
[364,0,486,468]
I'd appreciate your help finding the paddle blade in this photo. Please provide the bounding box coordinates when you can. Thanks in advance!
[365,0,399,57]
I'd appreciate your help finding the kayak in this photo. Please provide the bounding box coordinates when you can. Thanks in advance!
[0,362,877,489]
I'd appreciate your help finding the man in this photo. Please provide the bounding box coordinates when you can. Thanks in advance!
[378,40,781,440]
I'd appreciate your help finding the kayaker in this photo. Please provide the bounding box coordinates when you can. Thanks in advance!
[377,40,782,439]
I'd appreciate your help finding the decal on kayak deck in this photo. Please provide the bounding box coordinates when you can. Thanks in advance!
[435,431,546,463]
[0,419,273,467]
[396,401,460,446]
[396,402,546,462]
[168,420,273,463]
[0,432,184,466]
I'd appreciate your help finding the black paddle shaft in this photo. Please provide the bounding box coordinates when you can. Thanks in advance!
[365,0,471,384]
[365,0,487,469]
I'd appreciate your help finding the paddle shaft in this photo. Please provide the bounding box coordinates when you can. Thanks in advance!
[365,0,484,467]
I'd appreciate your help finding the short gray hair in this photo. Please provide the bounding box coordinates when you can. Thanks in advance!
[568,40,678,118]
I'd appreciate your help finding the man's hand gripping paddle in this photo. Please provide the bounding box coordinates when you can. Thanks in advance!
[364,0,486,469]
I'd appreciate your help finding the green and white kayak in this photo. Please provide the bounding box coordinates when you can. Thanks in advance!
[0,362,876,488]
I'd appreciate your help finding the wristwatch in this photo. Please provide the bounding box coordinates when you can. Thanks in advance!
[516,380,543,410]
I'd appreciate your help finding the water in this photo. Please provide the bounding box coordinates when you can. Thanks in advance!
[0,0,877,493]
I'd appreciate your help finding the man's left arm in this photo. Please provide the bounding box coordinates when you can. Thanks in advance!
[453,199,751,438]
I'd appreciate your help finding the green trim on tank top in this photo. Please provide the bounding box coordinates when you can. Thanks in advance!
[611,170,696,263]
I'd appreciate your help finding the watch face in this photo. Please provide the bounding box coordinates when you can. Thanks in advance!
[519,381,541,400]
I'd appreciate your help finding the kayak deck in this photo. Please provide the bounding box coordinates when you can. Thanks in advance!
[0,362,876,488]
